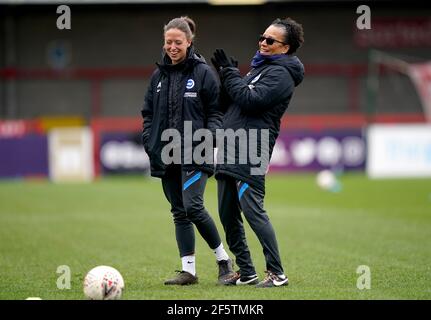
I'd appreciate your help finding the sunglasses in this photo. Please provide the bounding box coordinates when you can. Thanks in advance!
[258,35,286,46]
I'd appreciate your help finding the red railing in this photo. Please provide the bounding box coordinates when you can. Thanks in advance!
[1,63,369,116]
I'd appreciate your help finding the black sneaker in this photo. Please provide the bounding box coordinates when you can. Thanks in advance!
[164,270,198,285]
[217,259,235,284]
[220,270,259,286]
[255,271,288,288]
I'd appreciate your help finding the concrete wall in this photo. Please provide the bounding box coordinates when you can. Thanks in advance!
[1,2,430,119]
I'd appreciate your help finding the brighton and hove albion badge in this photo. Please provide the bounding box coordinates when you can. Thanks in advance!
[186,79,195,90]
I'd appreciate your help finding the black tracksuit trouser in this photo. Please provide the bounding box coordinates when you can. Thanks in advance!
[217,174,284,276]
[161,165,222,257]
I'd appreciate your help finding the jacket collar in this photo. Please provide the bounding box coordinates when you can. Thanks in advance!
[157,46,201,75]
[250,50,286,68]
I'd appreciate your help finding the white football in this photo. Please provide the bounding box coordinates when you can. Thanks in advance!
[316,169,337,191]
[83,266,125,300]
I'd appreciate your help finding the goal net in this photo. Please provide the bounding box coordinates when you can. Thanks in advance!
[366,49,431,122]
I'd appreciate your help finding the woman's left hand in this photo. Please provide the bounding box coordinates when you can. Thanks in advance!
[211,49,238,71]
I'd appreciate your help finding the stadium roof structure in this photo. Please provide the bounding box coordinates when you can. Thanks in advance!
[0,0,266,4]
[0,0,375,4]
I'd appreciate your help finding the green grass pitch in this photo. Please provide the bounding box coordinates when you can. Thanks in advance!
[0,173,430,300]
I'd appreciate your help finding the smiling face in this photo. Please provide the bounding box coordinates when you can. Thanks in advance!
[259,25,290,56]
[163,28,192,65]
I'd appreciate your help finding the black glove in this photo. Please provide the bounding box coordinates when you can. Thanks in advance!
[230,56,239,68]
[211,48,238,72]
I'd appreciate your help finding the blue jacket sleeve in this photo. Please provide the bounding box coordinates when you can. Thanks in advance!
[220,66,294,115]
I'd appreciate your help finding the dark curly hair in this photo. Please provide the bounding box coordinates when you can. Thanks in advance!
[271,17,304,54]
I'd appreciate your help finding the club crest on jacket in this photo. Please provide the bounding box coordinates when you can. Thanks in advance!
[186,79,195,90]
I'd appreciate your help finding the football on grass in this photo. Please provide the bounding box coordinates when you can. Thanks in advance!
[83,266,125,300]
[316,169,337,191]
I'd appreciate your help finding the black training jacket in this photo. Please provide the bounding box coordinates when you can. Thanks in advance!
[215,54,304,193]
[141,48,223,178]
